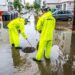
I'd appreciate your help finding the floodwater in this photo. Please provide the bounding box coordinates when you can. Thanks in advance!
[0,11,75,75]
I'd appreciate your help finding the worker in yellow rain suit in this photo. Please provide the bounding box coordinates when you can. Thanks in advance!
[7,17,27,49]
[33,7,56,62]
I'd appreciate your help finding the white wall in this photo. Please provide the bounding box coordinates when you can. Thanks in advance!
[41,0,60,8]
[0,0,8,11]
[0,0,14,11]
[46,4,57,8]
[0,0,7,5]
[60,0,74,2]
[44,0,59,3]
[42,0,74,11]
[42,0,74,3]
[66,2,74,11]
[61,2,74,11]
[0,5,8,11]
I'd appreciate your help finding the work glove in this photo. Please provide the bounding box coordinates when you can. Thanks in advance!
[26,38,28,40]
[18,30,21,33]
[38,30,41,33]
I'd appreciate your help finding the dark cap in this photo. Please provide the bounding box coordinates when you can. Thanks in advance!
[41,7,50,12]
[25,18,29,22]
[25,18,30,25]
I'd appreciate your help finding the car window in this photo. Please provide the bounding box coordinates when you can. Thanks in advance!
[57,11,64,14]
[64,11,71,14]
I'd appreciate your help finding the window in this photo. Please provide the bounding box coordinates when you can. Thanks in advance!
[56,5,61,9]
[64,11,71,14]
[57,11,64,14]
[69,2,71,5]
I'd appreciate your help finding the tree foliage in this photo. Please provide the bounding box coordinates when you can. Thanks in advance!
[33,1,40,10]
[13,0,23,12]
[33,1,40,14]
[25,3,30,9]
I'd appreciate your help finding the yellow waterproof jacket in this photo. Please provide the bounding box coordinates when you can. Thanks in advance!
[7,18,27,39]
[36,11,56,41]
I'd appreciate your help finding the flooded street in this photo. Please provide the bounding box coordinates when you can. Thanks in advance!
[0,12,75,75]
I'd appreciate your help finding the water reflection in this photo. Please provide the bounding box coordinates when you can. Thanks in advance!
[11,47,32,74]
[10,13,75,75]
[0,12,75,75]
[63,59,73,75]
[70,33,75,56]
[36,61,51,75]
[11,48,25,68]
[63,52,75,75]
[45,60,52,75]
[62,32,75,75]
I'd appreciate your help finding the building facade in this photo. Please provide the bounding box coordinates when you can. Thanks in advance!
[0,0,26,11]
[60,0,74,11]
[41,0,60,9]
[0,0,9,11]
[0,0,14,11]
[41,0,74,11]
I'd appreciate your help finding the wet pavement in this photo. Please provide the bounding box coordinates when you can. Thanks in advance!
[0,12,75,75]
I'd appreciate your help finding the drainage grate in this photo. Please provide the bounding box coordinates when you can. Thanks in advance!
[22,47,36,53]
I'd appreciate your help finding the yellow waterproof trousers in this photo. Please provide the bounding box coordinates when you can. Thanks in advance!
[36,40,52,60]
[8,28,20,47]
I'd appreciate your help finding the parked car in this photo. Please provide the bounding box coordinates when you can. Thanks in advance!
[51,8,58,13]
[72,9,75,16]
[53,10,73,21]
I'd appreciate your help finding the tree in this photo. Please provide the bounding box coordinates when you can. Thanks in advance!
[33,1,40,14]
[33,1,41,25]
[13,0,23,13]
[25,3,30,9]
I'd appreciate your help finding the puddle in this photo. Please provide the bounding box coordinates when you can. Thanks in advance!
[53,29,72,54]
[0,11,74,75]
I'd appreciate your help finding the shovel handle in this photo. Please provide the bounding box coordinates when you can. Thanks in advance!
[26,39,32,47]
